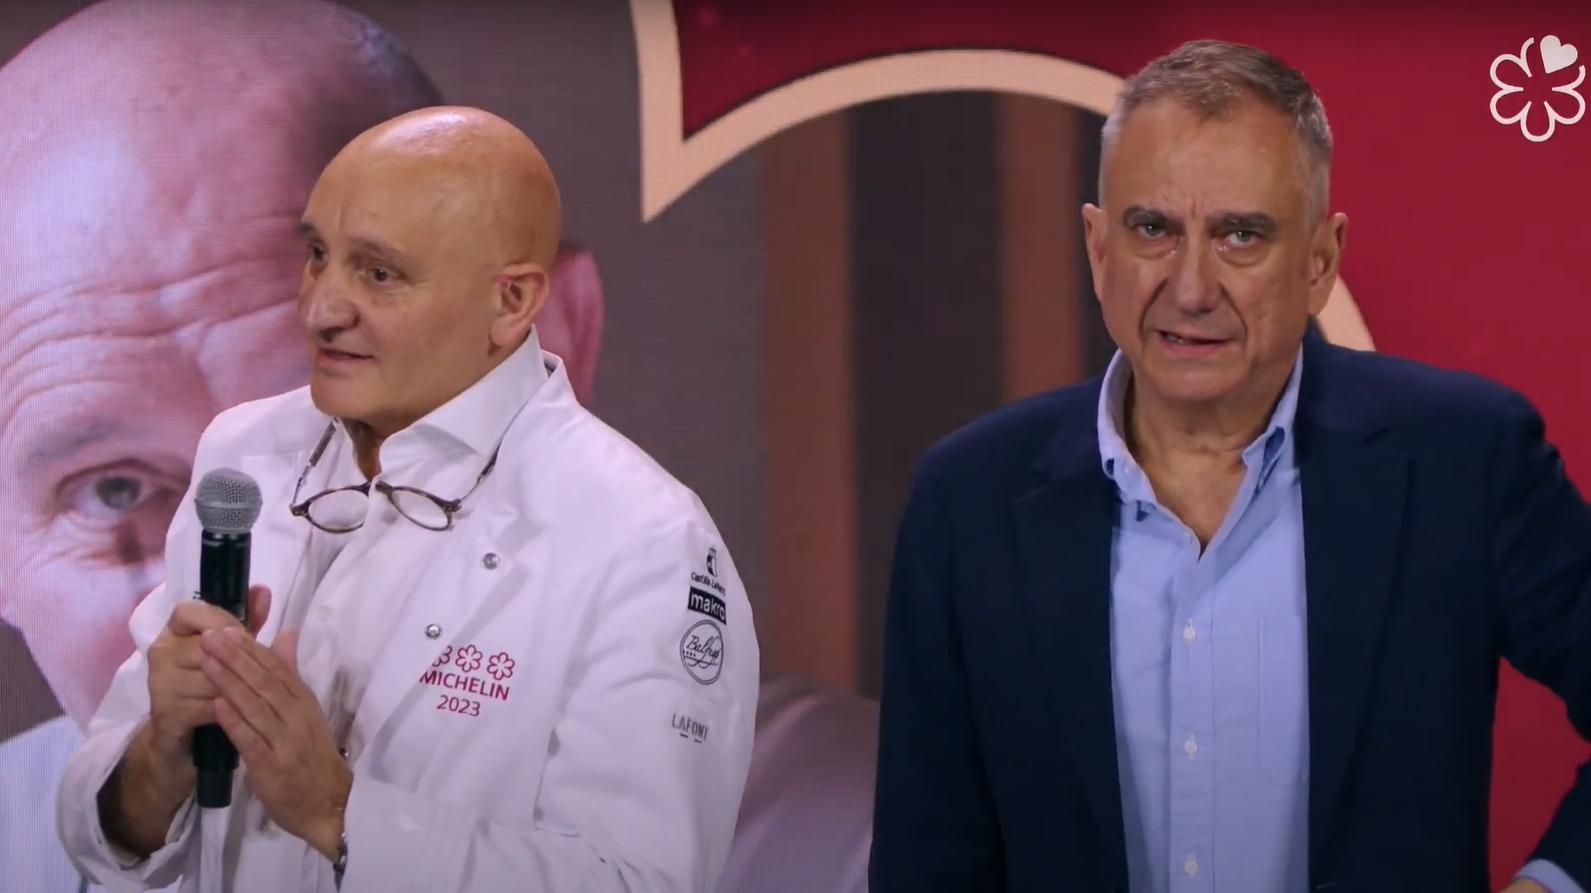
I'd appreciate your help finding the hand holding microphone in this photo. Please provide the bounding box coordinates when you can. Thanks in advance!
[185,468,265,808]
[103,470,269,857]
[184,468,352,860]
[113,468,351,860]
[145,583,272,781]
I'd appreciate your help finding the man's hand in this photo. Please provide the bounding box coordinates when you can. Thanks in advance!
[99,585,274,858]
[146,585,272,762]
[200,626,352,860]
[1500,879,1550,893]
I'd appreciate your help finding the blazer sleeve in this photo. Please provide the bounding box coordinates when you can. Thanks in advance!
[869,466,1005,892]
[1486,390,1591,886]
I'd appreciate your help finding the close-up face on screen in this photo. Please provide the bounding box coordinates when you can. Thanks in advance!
[1,3,1588,893]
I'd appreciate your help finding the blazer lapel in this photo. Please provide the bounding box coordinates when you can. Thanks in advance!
[1296,341,1410,869]
[1011,418,1129,889]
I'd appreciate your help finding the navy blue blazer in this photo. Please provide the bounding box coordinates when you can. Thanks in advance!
[869,334,1591,892]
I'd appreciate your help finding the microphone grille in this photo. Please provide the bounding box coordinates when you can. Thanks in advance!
[194,468,263,534]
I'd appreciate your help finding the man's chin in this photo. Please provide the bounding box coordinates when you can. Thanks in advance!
[309,379,374,421]
[1139,366,1247,407]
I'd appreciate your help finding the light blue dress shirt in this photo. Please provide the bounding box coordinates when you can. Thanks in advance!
[1095,350,1576,893]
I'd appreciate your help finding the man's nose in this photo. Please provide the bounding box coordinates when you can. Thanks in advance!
[1163,240,1222,315]
[299,276,357,333]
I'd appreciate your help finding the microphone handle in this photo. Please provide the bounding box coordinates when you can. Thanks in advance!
[193,529,250,808]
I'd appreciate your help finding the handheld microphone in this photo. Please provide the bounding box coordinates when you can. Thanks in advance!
[191,468,263,809]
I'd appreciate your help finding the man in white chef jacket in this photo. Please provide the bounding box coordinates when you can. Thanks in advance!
[0,4,612,890]
[54,104,759,893]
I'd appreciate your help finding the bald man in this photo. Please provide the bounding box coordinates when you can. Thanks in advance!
[0,3,605,890]
[56,106,756,892]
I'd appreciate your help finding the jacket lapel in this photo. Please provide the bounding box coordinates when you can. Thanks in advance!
[1296,339,1410,869]
[1011,399,1129,889]
[351,497,542,759]
[237,450,317,643]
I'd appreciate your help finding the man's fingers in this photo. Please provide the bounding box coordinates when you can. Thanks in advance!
[202,649,282,747]
[213,697,267,765]
[167,600,244,638]
[163,642,202,671]
[173,698,218,729]
[160,671,221,701]
[246,585,272,638]
[220,627,294,687]
[201,629,293,730]
[167,584,271,639]
[270,630,300,674]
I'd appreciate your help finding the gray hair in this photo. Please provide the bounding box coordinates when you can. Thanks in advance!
[1099,40,1333,218]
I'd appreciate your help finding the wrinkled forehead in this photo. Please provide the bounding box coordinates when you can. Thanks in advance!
[0,118,321,317]
[1103,100,1307,216]
[304,151,483,254]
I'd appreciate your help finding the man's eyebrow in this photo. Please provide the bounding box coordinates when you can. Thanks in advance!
[23,418,124,473]
[1211,212,1279,235]
[1121,204,1166,225]
[297,223,415,268]
[348,236,414,268]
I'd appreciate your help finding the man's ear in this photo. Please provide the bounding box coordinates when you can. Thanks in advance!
[1080,203,1109,306]
[1306,212,1348,316]
[490,262,550,349]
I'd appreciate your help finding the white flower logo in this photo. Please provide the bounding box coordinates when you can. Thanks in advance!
[1490,35,1585,143]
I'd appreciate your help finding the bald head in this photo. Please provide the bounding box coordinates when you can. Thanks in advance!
[335,107,564,270]
[297,106,564,439]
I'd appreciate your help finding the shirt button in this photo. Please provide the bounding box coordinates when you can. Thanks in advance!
[481,552,501,570]
[1184,856,1199,877]
[1183,735,1198,757]
[1182,621,1197,642]
[424,624,443,639]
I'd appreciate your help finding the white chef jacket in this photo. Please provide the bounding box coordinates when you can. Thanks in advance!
[55,332,760,892]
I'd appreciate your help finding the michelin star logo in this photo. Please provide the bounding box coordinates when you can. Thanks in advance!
[1490,35,1585,143]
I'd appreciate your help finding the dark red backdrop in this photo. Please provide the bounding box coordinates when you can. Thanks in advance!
[672,1,1591,884]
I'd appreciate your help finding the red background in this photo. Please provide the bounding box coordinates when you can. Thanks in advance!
[674,1,1591,885]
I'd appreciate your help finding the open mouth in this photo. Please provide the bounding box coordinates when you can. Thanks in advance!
[1159,330,1228,348]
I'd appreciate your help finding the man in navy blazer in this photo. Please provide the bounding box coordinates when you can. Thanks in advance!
[870,40,1591,893]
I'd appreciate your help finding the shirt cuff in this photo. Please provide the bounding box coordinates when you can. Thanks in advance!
[1519,859,1586,893]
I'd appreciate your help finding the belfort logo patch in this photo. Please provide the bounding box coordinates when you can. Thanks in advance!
[680,619,724,685]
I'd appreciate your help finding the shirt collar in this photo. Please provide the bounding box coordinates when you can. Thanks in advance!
[1096,347,1304,497]
[375,328,551,461]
